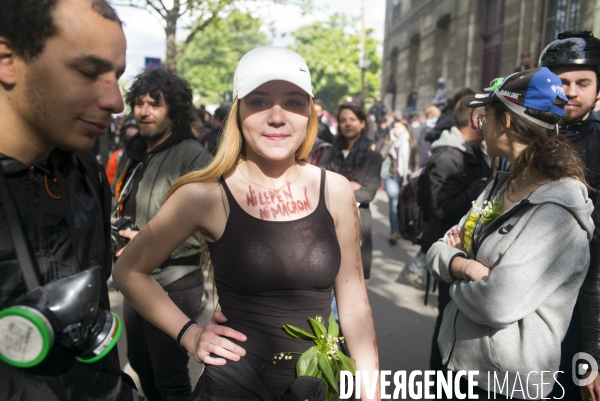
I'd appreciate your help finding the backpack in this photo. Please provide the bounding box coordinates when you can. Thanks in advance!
[397,166,430,245]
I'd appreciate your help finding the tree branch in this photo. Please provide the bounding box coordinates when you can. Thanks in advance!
[175,2,231,60]
[178,0,192,16]
[153,0,169,14]
[112,2,149,11]
[143,1,168,18]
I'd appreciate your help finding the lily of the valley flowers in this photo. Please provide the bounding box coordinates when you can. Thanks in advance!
[463,198,504,252]
[276,313,356,401]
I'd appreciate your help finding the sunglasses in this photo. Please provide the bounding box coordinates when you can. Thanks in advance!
[477,114,488,131]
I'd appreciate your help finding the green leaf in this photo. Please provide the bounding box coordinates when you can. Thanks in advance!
[282,324,317,340]
[336,352,356,375]
[327,312,339,338]
[308,317,326,341]
[296,346,319,377]
[317,352,339,394]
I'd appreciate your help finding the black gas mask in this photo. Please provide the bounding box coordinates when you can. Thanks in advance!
[0,162,121,368]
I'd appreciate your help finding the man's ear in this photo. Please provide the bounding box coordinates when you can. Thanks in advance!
[471,112,480,129]
[0,38,18,86]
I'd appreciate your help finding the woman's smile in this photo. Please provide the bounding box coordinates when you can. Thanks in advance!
[263,133,290,140]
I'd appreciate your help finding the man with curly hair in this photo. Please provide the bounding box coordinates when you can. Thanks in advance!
[112,68,212,401]
[0,0,144,399]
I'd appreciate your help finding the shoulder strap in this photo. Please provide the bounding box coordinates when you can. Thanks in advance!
[319,168,326,203]
[0,163,41,289]
[219,176,239,212]
[586,131,600,203]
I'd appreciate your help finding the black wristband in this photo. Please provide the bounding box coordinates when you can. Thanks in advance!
[177,320,198,350]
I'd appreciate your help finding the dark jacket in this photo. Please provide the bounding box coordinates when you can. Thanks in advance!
[317,122,335,145]
[351,151,383,205]
[421,127,490,252]
[112,126,212,287]
[562,111,600,364]
[425,106,454,143]
[0,150,142,400]
[418,125,433,166]
[320,146,382,278]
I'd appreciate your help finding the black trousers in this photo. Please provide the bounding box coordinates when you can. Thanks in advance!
[548,301,582,400]
[430,280,451,371]
[123,272,204,401]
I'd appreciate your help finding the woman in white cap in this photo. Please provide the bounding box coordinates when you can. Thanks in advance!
[113,46,379,400]
[427,67,593,399]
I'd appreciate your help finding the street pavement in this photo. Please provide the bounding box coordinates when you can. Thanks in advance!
[109,189,439,396]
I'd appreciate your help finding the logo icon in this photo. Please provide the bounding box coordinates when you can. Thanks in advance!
[573,352,599,386]
[498,224,513,235]
[299,67,306,72]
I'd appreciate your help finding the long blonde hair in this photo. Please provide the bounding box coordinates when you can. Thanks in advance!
[166,97,318,200]
[167,96,317,299]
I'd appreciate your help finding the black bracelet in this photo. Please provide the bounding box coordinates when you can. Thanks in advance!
[177,320,198,350]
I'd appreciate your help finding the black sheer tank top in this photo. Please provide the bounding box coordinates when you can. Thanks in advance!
[207,168,341,362]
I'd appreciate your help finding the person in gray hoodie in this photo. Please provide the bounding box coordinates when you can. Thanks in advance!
[422,98,491,374]
[427,67,594,400]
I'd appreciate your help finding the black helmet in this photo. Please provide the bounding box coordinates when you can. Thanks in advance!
[539,31,600,68]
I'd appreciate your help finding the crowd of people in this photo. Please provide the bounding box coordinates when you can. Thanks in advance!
[2,1,600,401]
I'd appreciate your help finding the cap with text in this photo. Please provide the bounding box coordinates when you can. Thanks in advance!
[233,46,313,100]
[464,67,568,129]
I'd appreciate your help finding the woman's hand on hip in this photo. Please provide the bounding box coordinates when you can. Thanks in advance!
[184,311,247,365]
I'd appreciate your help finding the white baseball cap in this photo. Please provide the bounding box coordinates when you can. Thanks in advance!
[233,46,314,100]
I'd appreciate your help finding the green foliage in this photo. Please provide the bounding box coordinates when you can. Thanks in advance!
[177,11,268,104]
[289,13,381,110]
[277,313,356,401]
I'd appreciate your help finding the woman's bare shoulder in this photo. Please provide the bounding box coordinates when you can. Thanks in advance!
[323,170,356,222]
[168,180,223,209]
[324,170,353,196]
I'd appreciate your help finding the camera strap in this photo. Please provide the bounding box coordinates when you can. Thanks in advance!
[0,163,41,290]
[113,161,143,218]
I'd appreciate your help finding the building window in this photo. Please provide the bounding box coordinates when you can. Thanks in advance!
[392,0,401,21]
[481,0,504,90]
[542,0,581,46]
[387,48,400,110]
[408,34,420,91]
[435,15,451,84]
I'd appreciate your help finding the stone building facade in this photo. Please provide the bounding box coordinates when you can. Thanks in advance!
[382,0,600,113]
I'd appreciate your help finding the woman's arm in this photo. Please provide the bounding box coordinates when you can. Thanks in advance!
[353,152,383,204]
[433,203,590,329]
[112,182,247,364]
[328,172,380,400]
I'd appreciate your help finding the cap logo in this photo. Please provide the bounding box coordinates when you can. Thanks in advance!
[551,85,565,95]
[490,77,504,91]
[497,90,520,100]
